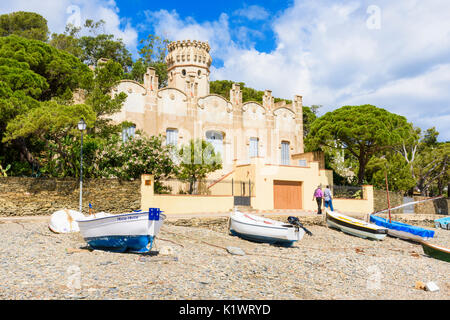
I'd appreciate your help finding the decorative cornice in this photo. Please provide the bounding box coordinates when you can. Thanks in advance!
[273,106,296,118]
[114,80,147,96]
[167,64,210,72]
[197,94,233,113]
[242,101,266,114]
[157,87,188,102]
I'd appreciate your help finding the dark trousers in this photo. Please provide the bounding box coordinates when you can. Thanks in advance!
[316,197,322,214]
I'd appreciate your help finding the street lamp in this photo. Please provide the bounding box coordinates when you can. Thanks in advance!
[77,118,86,213]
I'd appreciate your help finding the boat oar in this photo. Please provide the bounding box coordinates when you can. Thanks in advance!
[288,216,313,236]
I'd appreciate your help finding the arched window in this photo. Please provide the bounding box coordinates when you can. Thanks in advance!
[205,130,224,159]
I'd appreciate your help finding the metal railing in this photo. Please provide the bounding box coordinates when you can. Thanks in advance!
[155,178,253,196]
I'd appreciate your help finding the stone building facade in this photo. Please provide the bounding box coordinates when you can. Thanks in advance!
[110,40,305,174]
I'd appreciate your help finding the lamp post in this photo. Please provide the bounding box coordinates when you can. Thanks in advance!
[77,118,86,213]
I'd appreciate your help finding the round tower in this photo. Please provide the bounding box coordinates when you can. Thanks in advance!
[165,40,212,98]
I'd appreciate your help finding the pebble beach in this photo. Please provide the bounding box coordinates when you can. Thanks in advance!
[0,215,448,300]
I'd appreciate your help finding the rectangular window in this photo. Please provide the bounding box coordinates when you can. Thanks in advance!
[298,159,307,167]
[249,137,259,158]
[166,128,178,146]
[206,130,223,160]
[281,141,290,165]
[122,125,135,143]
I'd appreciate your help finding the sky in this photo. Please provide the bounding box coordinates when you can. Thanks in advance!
[1,0,449,141]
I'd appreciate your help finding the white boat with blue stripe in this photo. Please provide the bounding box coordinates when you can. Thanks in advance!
[229,209,306,246]
[76,208,165,253]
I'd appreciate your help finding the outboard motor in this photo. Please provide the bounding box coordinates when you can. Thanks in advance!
[288,216,313,236]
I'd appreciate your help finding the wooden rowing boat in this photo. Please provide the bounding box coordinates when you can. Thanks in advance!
[76,208,165,253]
[325,209,388,240]
[420,241,450,262]
[229,210,305,246]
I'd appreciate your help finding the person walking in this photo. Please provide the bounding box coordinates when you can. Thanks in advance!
[323,185,334,212]
[313,185,323,214]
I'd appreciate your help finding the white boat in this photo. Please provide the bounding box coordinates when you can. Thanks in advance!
[49,209,85,233]
[76,208,166,253]
[325,209,388,240]
[229,210,305,246]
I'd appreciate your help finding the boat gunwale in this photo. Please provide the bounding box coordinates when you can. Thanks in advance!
[420,241,450,254]
[76,211,166,224]
[326,211,387,235]
[230,216,295,231]
[326,218,386,240]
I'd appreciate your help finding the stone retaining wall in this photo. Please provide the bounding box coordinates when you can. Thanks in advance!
[414,196,449,215]
[373,189,404,213]
[0,177,140,216]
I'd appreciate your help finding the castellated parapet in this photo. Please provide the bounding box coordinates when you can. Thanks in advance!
[165,40,212,98]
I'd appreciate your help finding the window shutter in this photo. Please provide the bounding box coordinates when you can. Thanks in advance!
[166,129,178,146]
[249,137,259,158]
[281,141,290,165]
[206,131,223,159]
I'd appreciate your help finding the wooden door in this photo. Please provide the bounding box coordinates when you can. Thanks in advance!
[273,180,302,209]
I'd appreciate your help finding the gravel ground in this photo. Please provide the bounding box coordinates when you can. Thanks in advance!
[0,217,448,300]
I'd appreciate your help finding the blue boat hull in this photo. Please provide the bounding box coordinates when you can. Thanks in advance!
[370,215,434,240]
[85,235,154,253]
[230,229,296,247]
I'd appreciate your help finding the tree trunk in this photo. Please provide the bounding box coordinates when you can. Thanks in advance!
[357,152,367,185]
[14,138,40,170]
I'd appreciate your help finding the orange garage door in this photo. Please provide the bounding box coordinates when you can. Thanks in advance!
[273,180,302,209]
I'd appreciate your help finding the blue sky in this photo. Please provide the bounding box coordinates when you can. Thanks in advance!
[114,0,292,59]
[1,0,450,141]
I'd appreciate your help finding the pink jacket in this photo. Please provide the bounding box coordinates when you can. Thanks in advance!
[314,188,323,198]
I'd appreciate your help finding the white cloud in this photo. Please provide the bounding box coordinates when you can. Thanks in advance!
[143,9,234,61]
[0,0,138,56]
[143,0,450,140]
[233,5,270,21]
[2,1,449,140]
